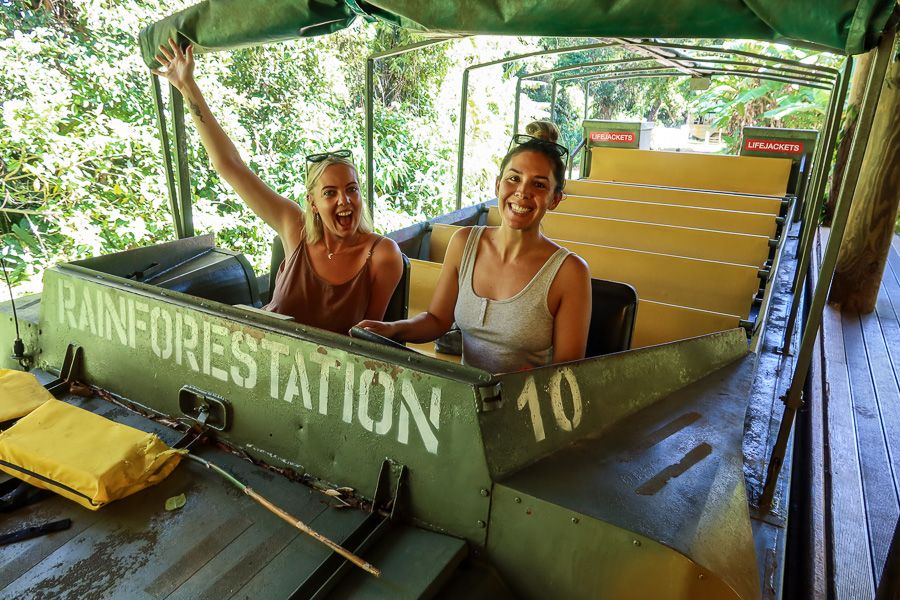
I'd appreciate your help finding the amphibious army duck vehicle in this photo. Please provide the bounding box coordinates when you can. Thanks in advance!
[1,1,897,597]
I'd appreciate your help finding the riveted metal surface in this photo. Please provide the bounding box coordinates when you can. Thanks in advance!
[486,355,759,599]
[36,260,495,544]
[487,486,746,599]
[478,328,749,479]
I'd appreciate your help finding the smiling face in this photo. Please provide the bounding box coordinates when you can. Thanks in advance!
[495,150,563,231]
[310,163,363,238]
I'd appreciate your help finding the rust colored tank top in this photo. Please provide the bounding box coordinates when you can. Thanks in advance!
[265,236,383,335]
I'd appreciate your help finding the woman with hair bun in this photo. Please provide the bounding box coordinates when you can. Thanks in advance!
[153,38,403,335]
[359,121,592,373]
[524,119,561,143]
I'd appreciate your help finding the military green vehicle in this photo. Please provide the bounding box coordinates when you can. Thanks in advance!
[1,1,896,598]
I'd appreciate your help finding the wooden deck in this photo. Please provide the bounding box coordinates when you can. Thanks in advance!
[810,230,900,597]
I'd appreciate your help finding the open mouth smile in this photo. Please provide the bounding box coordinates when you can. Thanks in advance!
[507,201,534,215]
[335,209,354,227]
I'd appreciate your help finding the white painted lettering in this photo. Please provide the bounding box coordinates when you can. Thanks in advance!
[358,369,393,435]
[128,299,149,349]
[261,338,289,400]
[397,380,441,454]
[516,376,545,442]
[150,306,173,359]
[104,294,128,346]
[309,352,339,415]
[77,287,96,335]
[58,280,77,328]
[175,312,200,372]
[202,322,228,382]
[283,351,313,409]
[230,331,258,388]
[550,367,583,432]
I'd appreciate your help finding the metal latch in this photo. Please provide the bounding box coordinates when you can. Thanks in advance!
[477,381,503,411]
[178,386,231,431]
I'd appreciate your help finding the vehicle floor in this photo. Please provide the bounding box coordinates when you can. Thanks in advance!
[807,230,900,598]
[0,384,469,599]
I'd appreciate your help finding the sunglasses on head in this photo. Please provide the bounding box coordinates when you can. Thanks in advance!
[508,134,569,162]
[305,150,353,176]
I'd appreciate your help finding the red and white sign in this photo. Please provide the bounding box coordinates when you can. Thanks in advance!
[590,131,636,144]
[743,138,804,154]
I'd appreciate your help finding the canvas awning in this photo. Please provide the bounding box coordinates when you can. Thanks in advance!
[139,0,897,68]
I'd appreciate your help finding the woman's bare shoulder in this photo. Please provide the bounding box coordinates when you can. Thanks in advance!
[370,234,402,266]
[558,252,591,284]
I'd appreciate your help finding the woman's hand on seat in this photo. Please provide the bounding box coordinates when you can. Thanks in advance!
[355,320,400,339]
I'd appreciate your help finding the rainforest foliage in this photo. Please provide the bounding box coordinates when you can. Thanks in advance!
[0,0,841,297]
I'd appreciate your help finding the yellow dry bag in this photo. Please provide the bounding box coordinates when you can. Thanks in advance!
[0,399,185,510]
[0,368,54,422]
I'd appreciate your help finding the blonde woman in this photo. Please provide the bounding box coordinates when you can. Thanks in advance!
[154,39,403,334]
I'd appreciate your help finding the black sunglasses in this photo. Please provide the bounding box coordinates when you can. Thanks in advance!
[508,134,569,161]
[305,149,353,172]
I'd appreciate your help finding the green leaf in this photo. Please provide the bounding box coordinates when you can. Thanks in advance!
[165,493,187,511]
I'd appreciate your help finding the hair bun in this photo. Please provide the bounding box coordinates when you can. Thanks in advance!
[524,120,560,143]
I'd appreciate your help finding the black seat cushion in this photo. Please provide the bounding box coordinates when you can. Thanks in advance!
[586,279,637,357]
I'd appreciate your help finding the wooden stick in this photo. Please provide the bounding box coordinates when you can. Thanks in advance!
[186,454,381,577]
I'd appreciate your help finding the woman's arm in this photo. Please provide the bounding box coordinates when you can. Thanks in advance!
[548,254,592,363]
[153,39,303,253]
[364,238,404,321]
[358,228,471,342]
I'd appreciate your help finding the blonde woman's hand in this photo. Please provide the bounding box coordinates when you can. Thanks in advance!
[152,37,195,92]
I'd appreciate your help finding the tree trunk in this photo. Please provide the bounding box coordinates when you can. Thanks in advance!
[829,37,900,313]
[824,52,873,224]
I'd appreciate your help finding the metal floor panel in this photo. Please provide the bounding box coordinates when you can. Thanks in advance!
[327,526,467,598]
[0,389,367,599]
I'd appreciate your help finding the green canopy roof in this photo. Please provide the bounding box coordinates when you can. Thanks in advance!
[139,0,896,68]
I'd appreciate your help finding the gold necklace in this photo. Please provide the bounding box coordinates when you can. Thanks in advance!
[324,235,361,260]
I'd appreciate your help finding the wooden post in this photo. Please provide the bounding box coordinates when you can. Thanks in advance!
[824,52,873,224]
[829,35,900,313]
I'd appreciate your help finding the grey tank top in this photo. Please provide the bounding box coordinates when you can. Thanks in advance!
[454,227,571,373]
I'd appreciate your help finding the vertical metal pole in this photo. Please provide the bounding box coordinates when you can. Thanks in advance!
[798,63,849,253]
[454,69,471,210]
[513,77,522,136]
[550,79,558,122]
[794,75,840,277]
[365,58,375,220]
[583,80,590,121]
[760,27,894,511]
[170,86,194,238]
[781,61,850,350]
[150,75,183,240]
[582,80,591,177]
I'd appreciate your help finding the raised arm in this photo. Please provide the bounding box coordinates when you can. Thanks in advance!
[548,254,592,363]
[357,228,470,341]
[152,38,303,251]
